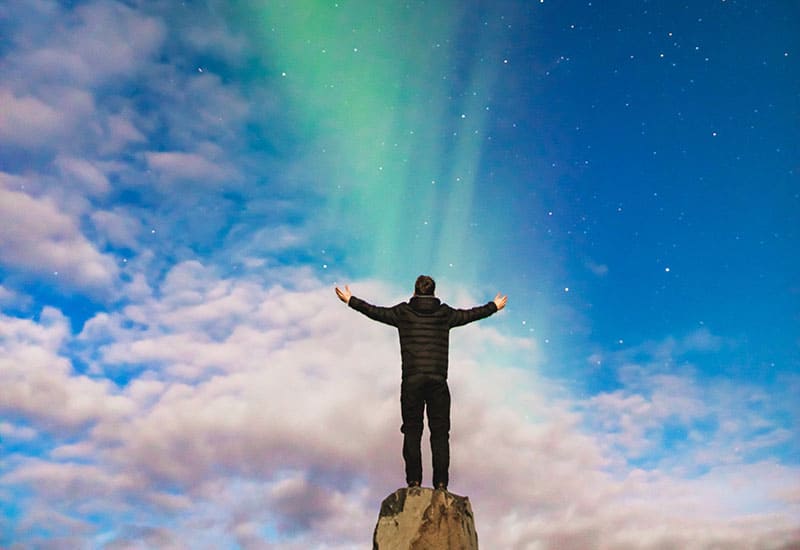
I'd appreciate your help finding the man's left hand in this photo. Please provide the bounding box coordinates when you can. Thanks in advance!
[335,285,352,304]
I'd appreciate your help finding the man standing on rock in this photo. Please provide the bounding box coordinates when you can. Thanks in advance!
[335,275,507,491]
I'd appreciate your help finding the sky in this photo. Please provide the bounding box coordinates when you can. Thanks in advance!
[0,0,798,548]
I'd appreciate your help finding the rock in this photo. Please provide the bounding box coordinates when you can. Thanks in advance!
[373,487,479,550]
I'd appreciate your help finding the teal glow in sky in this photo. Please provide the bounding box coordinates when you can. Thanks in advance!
[0,1,798,547]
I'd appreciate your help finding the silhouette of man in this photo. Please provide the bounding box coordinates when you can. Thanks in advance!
[336,275,507,490]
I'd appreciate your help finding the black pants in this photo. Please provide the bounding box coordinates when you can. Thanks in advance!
[400,374,451,488]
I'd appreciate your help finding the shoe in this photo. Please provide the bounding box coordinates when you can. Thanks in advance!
[408,481,420,488]
[435,482,447,491]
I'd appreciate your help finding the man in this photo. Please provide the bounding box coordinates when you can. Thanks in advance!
[335,275,507,490]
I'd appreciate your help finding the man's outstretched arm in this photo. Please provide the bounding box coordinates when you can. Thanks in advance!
[449,292,508,328]
[335,285,400,326]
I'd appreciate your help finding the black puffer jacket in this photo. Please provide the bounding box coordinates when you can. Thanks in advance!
[348,295,498,379]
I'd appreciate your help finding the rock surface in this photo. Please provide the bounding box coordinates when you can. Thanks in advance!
[373,487,479,550]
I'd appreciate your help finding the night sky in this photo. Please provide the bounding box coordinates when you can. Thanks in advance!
[0,1,798,548]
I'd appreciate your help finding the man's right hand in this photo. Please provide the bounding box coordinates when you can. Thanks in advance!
[493,293,508,310]
[335,285,352,304]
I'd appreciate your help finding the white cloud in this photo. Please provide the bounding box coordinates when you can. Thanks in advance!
[240,225,309,253]
[90,208,143,249]
[0,86,101,166]
[0,285,31,310]
[0,89,68,148]
[0,177,118,292]
[0,286,13,304]
[6,0,165,89]
[144,151,235,183]
[0,308,132,432]
[585,259,609,276]
[67,1,166,82]
[583,331,798,481]
[54,155,111,196]
[616,328,725,367]
[102,112,146,153]
[183,21,250,65]
[0,422,37,441]
[2,265,796,547]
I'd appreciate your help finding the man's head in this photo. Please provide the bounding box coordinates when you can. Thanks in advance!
[414,275,436,296]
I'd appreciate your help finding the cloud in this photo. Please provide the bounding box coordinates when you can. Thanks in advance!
[2,265,797,548]
[90,208,143,249]
[183,20,251,65]
[218,225,313,270]
[0,86,100,166]
[585,258,609,276]
[616,328,725,366]
[269,476,341,534]
[0,0,281,296]
[0,177,118,292]
[144,151,236,184]
[583,331,798,478]
[0,307,132,433]
[0,422,37,441]
[101,112,147,154]
[0,285,31,310]
[54,155,110,196]
[5,0,165,89]
[0,89,69,148]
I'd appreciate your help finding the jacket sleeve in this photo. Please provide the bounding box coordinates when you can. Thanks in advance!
[348,296,401,327]
[448,301,498,328]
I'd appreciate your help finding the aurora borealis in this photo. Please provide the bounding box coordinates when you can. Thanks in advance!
[1,1,798,548]
[253,2,508,281]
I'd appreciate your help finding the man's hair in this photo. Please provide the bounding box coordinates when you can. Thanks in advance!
[415,275,436,296]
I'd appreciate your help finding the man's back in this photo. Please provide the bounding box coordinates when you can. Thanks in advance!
[347,294,497,379]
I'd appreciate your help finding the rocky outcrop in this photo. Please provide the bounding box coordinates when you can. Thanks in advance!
[373,487,479,549]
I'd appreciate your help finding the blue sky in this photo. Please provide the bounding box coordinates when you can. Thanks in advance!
[0,1,798,548]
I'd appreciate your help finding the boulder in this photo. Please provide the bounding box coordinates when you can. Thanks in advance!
[373,487,479,549]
